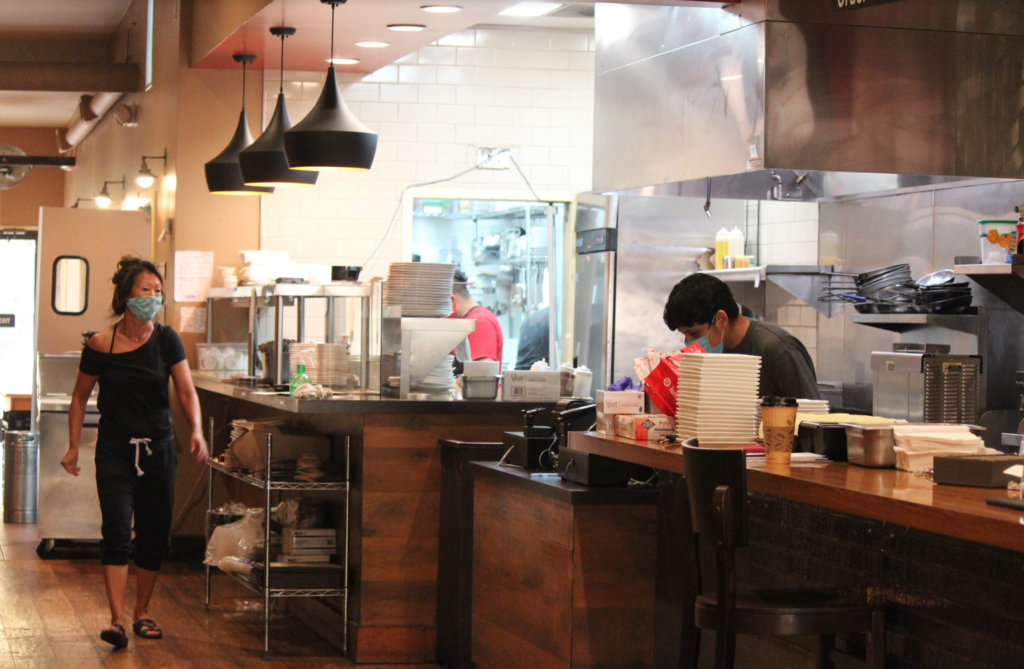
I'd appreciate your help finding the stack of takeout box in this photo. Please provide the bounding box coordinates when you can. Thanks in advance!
[279,528,337,564]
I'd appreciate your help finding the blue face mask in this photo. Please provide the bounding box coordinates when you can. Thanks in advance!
[692,319,725,354]
[126,296,162,322]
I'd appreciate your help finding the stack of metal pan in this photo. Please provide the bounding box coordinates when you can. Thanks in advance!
[821,265,973,314]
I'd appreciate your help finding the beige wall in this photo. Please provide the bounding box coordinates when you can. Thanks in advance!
[0,127,65,228]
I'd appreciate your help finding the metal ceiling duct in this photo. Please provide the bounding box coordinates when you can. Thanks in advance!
[593,0,1024,199]
[58,92,123,152]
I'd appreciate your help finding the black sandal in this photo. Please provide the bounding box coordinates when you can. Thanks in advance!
[100,623,129,648]
[132,618,163,640]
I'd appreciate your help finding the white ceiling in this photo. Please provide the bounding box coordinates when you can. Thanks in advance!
[0,0,132,36]
[0,91,82,127]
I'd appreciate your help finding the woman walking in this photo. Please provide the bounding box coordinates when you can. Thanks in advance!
[61,256,208,648]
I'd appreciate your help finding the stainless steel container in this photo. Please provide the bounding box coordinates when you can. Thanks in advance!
[842,424,896,468]
[3,431,39,523]
[871,351,982,424]
[462,376,500,401]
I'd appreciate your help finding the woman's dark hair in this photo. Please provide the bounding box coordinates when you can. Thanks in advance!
[111,255,163,316]
[663,274,739,331]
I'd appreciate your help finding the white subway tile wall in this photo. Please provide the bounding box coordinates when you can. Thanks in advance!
[261,27,594,277]
[261,28,595,340]
[758,202,822,371]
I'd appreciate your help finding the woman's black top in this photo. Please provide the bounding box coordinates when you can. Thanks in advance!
[79,323,187,442]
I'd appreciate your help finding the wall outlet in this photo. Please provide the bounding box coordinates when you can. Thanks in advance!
[476,147,511,170]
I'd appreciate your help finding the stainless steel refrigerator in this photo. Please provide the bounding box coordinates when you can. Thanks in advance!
[37,353,102,552]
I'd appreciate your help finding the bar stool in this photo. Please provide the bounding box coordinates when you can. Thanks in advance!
[681,445,886,669]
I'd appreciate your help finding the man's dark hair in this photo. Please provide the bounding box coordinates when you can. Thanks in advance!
[452,268,471,299]
[663,274,739,331]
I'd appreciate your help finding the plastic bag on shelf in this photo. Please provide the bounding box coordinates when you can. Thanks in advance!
[205,508,267,566]
[218,556,254,574]
[272,498,327,529]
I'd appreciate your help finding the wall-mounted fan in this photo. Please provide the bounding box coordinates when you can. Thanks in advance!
[0,146,32,190]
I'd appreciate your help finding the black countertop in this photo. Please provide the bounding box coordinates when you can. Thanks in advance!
[470,461,659,506]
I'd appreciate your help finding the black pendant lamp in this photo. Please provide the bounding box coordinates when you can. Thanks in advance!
[205,54,274,195]
[283,0,378,171]
[239,28,318,187]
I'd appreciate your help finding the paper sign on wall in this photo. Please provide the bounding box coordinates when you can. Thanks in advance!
[174,251,214,302]
[180,306,207,334]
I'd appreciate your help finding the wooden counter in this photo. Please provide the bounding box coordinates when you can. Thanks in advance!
[568,431,1024,554]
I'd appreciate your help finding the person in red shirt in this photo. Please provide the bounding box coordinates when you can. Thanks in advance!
[450,269,503,365]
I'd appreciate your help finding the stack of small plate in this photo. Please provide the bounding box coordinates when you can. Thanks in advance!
[289,343,351,387]
[797,399,830,415]
[675,353,762,446]
[384,263,457,317]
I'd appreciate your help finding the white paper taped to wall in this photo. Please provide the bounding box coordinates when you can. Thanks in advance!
[180,306,207,334]
[174,251,214,302]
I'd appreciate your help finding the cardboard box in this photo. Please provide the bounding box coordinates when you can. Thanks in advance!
[226,420,331,470]
[279,553,332,564]
[595,390,645,415]
[616,414,674,441]
[282,546,336,556]
[501,370,561,402]
[283,528,338,553]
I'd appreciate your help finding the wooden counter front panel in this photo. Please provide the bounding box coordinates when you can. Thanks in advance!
[472,476,657,669]
[350,413,522,664]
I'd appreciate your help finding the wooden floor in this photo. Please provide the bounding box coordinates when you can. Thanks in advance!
[0,523,439,668]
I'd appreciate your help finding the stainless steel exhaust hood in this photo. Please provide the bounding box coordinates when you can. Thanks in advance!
[593,0,1024,200]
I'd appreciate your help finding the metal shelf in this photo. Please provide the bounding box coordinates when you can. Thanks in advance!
[207,286,258,299]
[851,312,979,334]
[208,460,348,491]
[699,265,836,317]
[955,262,1024,315]
[228,570,346,599]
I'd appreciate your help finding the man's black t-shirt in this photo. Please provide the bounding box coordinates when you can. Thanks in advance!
[79,323,187,442]
[725,320,821,400]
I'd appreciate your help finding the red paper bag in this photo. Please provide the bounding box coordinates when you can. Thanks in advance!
[644,354,681,417]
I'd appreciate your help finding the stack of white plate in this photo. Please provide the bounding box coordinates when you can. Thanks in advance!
[289,342,351,387]
[384,263,457,317]
[797,399,831,415]
[676,353,762,446]
[413,354,456,392]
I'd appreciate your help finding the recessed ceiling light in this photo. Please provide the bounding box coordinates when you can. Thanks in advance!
[387,24,427,32]
[327,58,360,65]
[421,4,462,12]
[499,2,562,17]
[355,41,390,48]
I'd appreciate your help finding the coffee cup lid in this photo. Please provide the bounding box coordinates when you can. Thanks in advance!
[761,396,798,408]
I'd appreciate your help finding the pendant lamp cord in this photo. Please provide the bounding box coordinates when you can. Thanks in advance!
[330,2,336,64]
[279,33,285,95]
[241,60,247,111]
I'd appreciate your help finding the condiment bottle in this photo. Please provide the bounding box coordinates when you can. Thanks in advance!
[715,228,729,270]
[572,366,593,399]
[729,227,745,259]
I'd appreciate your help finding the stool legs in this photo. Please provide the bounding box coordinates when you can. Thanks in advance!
[869,611,887,669]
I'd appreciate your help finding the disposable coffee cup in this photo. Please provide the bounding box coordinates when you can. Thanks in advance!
[761,397,799,465]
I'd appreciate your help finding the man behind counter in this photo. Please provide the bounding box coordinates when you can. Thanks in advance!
[663,273,821,400]
[450,269,503,367]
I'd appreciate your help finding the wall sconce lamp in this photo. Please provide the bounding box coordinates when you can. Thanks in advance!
[70,198,94,208]
[137,149,167,188]
[95,176,125,208]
